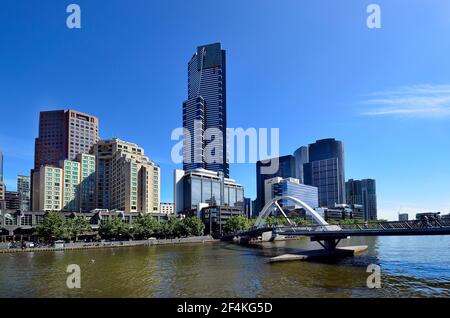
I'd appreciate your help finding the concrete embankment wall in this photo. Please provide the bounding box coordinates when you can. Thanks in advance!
[0,236,217,254]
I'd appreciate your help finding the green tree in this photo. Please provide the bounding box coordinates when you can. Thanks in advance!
[180,217,205,237]
[99,217,132,240]
[65,217,91,241]
[223,215,251,233]
[133,215,159,239]
[35,211,66,242]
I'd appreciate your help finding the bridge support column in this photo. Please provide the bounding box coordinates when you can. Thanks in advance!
[312,237,344,252]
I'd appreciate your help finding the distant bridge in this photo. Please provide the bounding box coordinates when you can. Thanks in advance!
[225,196,450,251]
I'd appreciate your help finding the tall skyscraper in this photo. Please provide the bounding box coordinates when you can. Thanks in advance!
[17,175,31,211]
[255,155,296,213]
[293,146,309,183]
[34,109,99,169]
[304,138,346,208]
[92,138,160,213]
[0,149,3,181]
[346,178,378,220]
[182,43,229,177]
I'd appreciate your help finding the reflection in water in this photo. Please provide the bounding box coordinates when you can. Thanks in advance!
[0,236,449,297]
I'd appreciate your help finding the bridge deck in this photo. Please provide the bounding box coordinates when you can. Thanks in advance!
[230,219,450,239]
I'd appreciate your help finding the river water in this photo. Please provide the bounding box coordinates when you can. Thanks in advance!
[1,236,449,297]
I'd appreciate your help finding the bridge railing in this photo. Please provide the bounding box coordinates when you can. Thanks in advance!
[274,218,450,234]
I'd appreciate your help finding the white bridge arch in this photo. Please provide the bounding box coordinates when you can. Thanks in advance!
[254,196,329,229]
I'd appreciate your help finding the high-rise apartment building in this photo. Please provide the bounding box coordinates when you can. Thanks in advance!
[76,153,96,212]
[17,175,31,211]
[32,109,99,209]
[61,159,81,211]
[32,155,97,212]
[304,139,346,208]
[34,109,99,169]
[346,178,378,220]
[92,138,160,213]
[182,43,229,177]
[32,166,63,212]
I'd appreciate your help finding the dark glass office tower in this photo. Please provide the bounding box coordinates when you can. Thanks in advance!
[255,155,296,213]
[182,43,229,177]
[346,178,378,220]
[304,138,346,208]
[0,150,3,181]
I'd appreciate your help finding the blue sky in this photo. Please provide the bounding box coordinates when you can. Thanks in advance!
[1,0,450,220]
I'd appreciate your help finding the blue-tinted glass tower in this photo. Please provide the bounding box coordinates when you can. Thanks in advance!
[183,43,229,177]
[304,138,346,208]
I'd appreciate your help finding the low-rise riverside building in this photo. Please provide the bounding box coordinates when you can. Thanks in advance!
[0,210,169,237]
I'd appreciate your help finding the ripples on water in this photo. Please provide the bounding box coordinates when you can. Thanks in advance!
[0,236,449,297]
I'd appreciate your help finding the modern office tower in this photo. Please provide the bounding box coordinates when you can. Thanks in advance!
[399,213,409,221]
[173,168,244,214]
[0,149,3,181]
[303,138,346,208]
[160,202,175,215]
[32,166,63,212]
[92,138,160,213]
[33,109,99,169]
[17,175,31,211]
[255,155,296,214]
[244,198,252,218]
[182,43,229,177]
[61,160,80,211]
[346,178,378,220]
[264,177,319,209]
[293,146,309,183]
[76,153,96,212]
[5,191,21,210]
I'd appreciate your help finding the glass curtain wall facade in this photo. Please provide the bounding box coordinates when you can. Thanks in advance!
[182,43,229,177]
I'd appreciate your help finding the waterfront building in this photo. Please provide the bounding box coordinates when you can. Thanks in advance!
[255,155,296,214]
[264,177,319,209]
[201,205,244,237]
[92,138,160,213]
[399,213,409,221]
[17,175,31,211]
[0,210,169,236]
[32,166,63,212]
[32,155,97,212]
[182,43,229,177]
[160,202,175,215]
[315,204,364,222]
[173,168,244,215]
[346,178,378,220]
[416,212,441,220]
[304,138,346,208]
